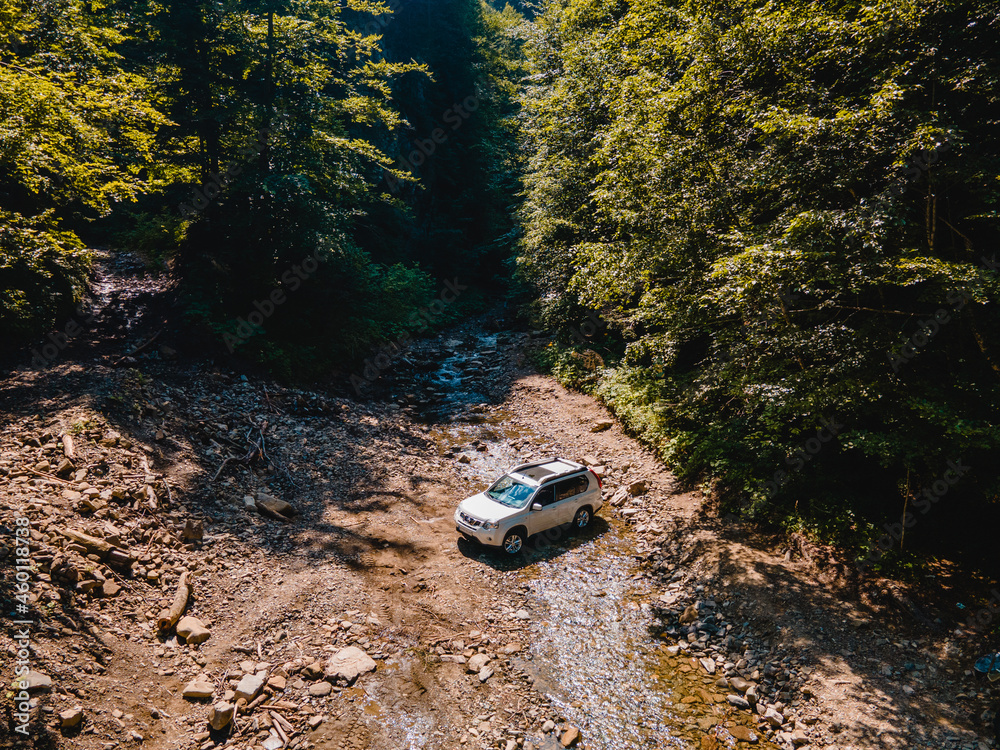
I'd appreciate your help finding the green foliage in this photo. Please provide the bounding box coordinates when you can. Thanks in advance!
[0,0,527,371]
[518,0,1000,550]
[0,210,90,338]
[113,212,186,268]
[0,0,168,343]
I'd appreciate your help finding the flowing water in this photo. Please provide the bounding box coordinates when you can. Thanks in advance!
[386,329,777,750]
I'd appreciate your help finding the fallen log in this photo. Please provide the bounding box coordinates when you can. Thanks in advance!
[61,433,75,460]
[157,571,191,631]
[54,527,134,567]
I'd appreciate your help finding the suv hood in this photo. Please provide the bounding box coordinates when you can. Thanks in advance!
[459,492,524,522]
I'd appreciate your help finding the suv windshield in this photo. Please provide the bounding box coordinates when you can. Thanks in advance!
[486,475,535,508]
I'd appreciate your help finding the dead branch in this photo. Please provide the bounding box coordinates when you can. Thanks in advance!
[116,329,162,363]
[212,420,271,481]
[27,467,72,485]
[61,433,75,460]
[157,571,191,631]
[54,527,134,568]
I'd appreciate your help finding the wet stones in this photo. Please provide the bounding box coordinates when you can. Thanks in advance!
[727,694,751,709]
[729,725,757,743]
[730,676,751,693]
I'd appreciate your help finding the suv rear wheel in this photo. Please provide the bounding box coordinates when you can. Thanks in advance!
[573,507,592,529]
[502,528,525,555]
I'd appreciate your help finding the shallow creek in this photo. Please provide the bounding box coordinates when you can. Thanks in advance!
[391,331,776,749]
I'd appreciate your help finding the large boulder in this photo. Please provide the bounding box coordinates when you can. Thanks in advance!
[234,673,266,703]
[324,646,376,684]
[176,616,211,645]
[208,702,235,730]
[182,676,215,700]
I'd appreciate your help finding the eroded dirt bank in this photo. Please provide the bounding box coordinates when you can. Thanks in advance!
[1,265,997,750]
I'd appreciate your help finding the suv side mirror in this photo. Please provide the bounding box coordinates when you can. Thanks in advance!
[531,503,543,511]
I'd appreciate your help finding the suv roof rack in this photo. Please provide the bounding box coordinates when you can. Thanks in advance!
[510,457,585,484]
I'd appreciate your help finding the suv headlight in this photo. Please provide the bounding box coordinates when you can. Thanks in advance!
[482,519,499,530]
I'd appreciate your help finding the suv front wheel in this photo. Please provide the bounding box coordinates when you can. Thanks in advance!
[573,507,592,529]
[502,528,525,555]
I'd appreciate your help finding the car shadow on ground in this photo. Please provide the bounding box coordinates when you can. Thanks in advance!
[457,516,612,571]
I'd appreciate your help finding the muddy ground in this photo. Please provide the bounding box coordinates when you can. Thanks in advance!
[2,257,998,750]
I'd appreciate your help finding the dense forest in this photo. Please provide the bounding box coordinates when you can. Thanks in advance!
[2,0,999,568]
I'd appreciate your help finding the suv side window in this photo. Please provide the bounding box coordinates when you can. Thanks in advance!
[554,475,587,502]
[534,485,555,506]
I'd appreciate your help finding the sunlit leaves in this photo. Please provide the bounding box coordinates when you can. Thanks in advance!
[518,0,1000,532]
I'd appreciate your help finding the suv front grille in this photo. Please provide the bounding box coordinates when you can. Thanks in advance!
[459,511,482,528]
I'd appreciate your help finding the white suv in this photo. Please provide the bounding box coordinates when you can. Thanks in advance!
[454,458,603,554]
